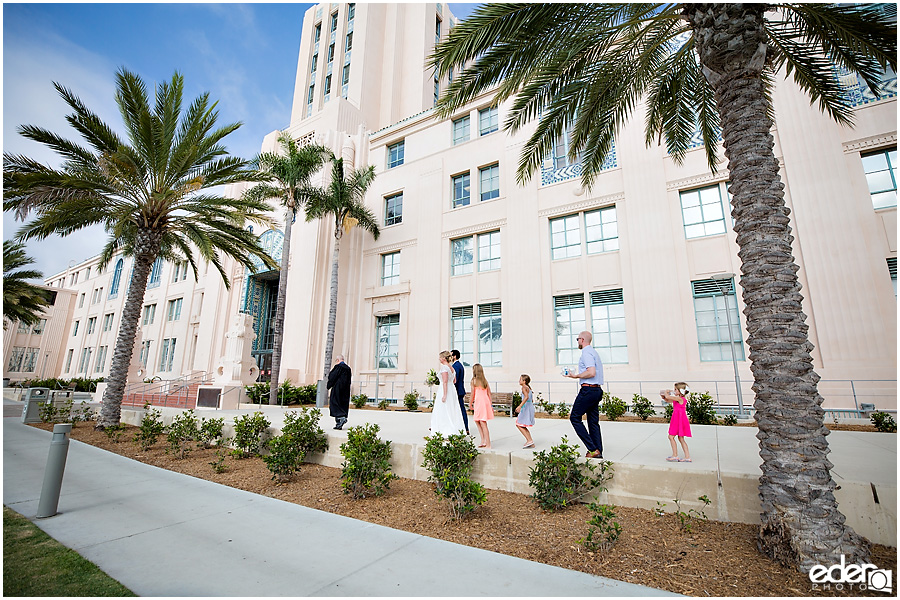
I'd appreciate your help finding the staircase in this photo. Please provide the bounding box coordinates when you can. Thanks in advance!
[122,372,213,410]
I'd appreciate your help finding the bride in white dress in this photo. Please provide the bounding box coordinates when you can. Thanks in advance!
[430,351,466,436]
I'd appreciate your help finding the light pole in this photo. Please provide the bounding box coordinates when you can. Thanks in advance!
[710,273,745,416]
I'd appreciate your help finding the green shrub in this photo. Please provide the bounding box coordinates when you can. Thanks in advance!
[511,391,522,415]
[403,391,419,411]
[528,436,613,511]
[686,391,717,425]
[556,402,571,419]
[209,450,228,474]
[103,424,125,443]
[39,401,62,424]
[133,406,165,451]
[281,408,328,455]
[580,503,622,551]
[377,398,390,410]
[721,414,738,426]
[198,417,226,448]
[537,393,555,416]
[71,401,95,426]
[340,423,397,499]
[263,433,306,483]
[231,412,271,458]
[244,382,269,404]
[600,394,627,421]
[664,403,674,421]
[298,384,318,405]
[66,377,104,392]
[871,411,897,433]
[674,495,711,533]
[630,394,656,421]
[277,379,300,405]
[422,432,487,519]
[351,393,368,408]
[166,410,200,459]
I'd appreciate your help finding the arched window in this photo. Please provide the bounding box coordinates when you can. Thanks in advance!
[147,257,163,288]
[109,259,124,298]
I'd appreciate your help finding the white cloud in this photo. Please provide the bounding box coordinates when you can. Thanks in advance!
[3,28,118,279]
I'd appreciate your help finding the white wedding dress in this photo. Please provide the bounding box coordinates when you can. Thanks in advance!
[429,364,466,436]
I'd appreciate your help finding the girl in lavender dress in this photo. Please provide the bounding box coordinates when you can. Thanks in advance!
[661,382,692,462]
[515,374,536,449]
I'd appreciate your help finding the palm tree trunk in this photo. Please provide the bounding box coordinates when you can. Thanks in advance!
[269,209,294,405]
[96,230,161,428]
[323,224,341,380]
[684,3,869,571]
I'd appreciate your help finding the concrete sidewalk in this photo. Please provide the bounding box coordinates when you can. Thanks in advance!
[3,405,674,597]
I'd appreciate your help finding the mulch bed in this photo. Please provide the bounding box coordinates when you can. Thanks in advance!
[31,422,896,597]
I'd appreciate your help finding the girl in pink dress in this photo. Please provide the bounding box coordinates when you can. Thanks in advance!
[660,382,692,462]
[469,363,493,449]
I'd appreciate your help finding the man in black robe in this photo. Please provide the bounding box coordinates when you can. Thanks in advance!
[327,354,352,430]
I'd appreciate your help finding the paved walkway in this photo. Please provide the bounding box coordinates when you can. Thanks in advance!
[3,399,674,597]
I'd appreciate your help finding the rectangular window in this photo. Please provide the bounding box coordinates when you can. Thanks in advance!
[375,314,400,368]
[139,340,152,368]
[314,23,321,43]
[84,267,90,280]
[95,346,108,373]
[681,185,727,239]
[65,349,74,373]
[381,252,400,286]
[585,206,619,254]
[17,322,29,334]
[692,278,745,362]
[387,141,405,168]
[79,293,85,308]
[591,289,628,364]
[888,257,897,296]
[159,338,176,372]
[452,172,471,208]
[330,11,338,31]
[434,74,440,106]
[324,74,332,95]
[311,53,318,73]
[31,319,46,335]
[167,298,183,322]
[345,32,353,51]
[327,43,335,63]
[479,163,499,201]
[384,192,403,226]
[435,16,441,43]
[78,347,92,374]
[342,63,350,85]
[148,258,163,288]
[451,236,474,275]
[172,260,189,283]
[307,85,315,105]
[478,303,502,367]
[348,3,355,20]
[862,148,897,209]
[554,293,586,365]
[22,347,39,372]
[550,214,582,259]
[452,115,470,145]
[477,230,501,271]
[450,306,474,367]
[553,124,582,169]
[103,313,114,332]
[7,347,25,372]
[143,304,157,326]
[72,321,80,337]
[479,106,498,136]
[87,317,96,335]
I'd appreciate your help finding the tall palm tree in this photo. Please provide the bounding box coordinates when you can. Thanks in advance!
[431,3,895,572]
[4,68,277,428]
[242,133,330,405]
[3,240,51,329]
[302,157,379,381]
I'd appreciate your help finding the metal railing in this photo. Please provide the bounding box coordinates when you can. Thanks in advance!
[122,371,215,409]
[351,377,896,418]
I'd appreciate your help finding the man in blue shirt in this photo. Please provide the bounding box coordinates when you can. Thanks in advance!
[450,349,469,435]
[564,331,604,458]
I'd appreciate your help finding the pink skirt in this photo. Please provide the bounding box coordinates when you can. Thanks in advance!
[668,402,692,437]
[472,387,493,421]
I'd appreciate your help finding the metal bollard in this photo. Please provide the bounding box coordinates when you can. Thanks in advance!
[36,423,73,518]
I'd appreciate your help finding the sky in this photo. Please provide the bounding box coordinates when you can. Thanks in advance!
[3,2,479,281]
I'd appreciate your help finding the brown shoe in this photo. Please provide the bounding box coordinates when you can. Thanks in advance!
[585,450,602,459]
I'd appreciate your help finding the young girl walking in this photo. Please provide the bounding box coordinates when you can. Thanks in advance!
[469,364,493,448]
[660,382,692,462]
[515,374,536,449]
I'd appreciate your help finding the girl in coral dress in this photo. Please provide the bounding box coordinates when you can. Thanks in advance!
[469,363,493,449]
[660,382,692,462]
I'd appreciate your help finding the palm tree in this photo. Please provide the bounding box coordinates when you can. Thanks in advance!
[3,240,51,329]
[242,133,330,405]
[430,3,895,572]
[302,157,379,381]
[4,68,277,428]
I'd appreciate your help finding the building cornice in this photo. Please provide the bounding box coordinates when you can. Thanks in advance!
[441,219,507,239]
[665,171,730,192]
[363,239,418,257]
[843,132,898,154]
[537,193,624,219]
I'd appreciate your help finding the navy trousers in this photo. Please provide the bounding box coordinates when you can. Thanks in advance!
[570,385,603,454]
[457,393,470,433]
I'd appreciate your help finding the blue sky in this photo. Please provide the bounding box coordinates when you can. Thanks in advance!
[3,2,478,280]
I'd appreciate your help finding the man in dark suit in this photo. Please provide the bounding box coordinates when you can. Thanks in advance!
[327,354,352,430]
[450,349,469,435]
